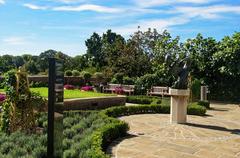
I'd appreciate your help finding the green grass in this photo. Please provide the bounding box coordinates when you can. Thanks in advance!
[0,88,115,99]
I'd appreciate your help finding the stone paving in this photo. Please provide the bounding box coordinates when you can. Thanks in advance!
[108,103,240,158]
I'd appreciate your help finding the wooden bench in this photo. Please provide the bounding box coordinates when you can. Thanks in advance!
[147,86,170,97]
[122,84,135,95]
[103,84,135,95]
[103,84,121,93]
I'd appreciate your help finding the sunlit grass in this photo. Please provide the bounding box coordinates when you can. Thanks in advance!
[0,87,115,99]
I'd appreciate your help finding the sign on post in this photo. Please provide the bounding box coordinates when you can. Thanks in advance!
[47,58,64,158]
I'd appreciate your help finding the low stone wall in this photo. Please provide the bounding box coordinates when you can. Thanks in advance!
[64,95,126,111]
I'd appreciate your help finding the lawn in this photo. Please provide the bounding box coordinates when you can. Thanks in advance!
[0,88,115,99]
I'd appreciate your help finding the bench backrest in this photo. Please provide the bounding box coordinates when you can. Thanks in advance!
[122,84,135,90]
[108,84,121,89]
[152,86,168,93]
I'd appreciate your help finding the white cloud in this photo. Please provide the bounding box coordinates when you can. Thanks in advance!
[134,0,212,8]
[174,5,240,19]
[54,0,86,3]
[112,16,190,35]
[0,0,5,4]
[53,4,122,13]
[3,37,28,45]
[23,3,48,10]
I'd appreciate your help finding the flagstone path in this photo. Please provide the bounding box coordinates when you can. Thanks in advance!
[108,103,240,158]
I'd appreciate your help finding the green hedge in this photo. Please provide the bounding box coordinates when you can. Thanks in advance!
[188,103,207,116]
[197,100,210,109]
[102,104,206,118]
[126,95,161,105]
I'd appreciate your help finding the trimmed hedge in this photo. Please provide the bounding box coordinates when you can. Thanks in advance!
[188,103,207,116]
[102,104,206,118]
[126,95,161,105]
[197,100,210,109]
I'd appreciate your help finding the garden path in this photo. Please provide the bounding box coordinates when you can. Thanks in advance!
[108,103,240,158]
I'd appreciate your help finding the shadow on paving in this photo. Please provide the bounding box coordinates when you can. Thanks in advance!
[185,122,240,135]
[209,107,229,112]
[107,134,138,156]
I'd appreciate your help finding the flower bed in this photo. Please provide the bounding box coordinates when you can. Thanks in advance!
[64,84,75,90]
[81,86,93,91]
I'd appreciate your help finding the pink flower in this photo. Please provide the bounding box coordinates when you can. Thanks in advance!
[81,86,93,91]
[114,87,124,94]
[0,94,6,102]
[64,84,75,90]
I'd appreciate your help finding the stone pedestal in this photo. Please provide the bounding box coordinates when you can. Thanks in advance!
[169,88,190,124]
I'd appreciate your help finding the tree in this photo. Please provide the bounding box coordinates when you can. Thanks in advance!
[38,49,58,72]
[85,32,104,68]
[0,55,15,73]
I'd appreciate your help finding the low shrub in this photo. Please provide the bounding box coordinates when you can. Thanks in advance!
[197,100,210,109]
[102,105,170,118]
[64,84,75,90]
[126,95,161,105]
[103,103,206,118]
[188,103,207,116]
[65,70,73,77]
[0,132,47,157]
[72,70,80,77]
[29,81,48,88]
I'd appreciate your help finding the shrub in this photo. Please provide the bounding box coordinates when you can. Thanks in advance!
[65,70,73,77]
[188,103,207,116]
[113,73,124,84]
[126,95,161,105]
[110,77,118,84]
[64,84,75,90]
[94,72,104,81]
[29,81,48,88]
[197,100,210,109]
[72,70,80,77]
[123,76,135,85]
[190,79,201,101]
[81,71,92,84]
[134,74,158,95]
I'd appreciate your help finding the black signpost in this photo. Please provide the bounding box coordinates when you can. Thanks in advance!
[47,58,64,158]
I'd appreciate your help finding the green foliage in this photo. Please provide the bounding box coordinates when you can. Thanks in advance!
[29,81,48,88]
[197,100,210,109]
[0,132,47,157]
[0,102,11,133]
[190,78,201,101]
[122,76,135,85]
[126,95,161,105]
[94,72,104,80]
[188,103,207,116]
[134,74,158,94]
[72,70,80,77]
[113,73,124,84]
[65,70,73,77]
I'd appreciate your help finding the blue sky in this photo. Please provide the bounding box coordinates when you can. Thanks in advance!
[0,0,240,56]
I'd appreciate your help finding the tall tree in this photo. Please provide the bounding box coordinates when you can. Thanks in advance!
[85,32,104,68]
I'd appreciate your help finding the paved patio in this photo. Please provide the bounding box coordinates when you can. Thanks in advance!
[108,103,240,158]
